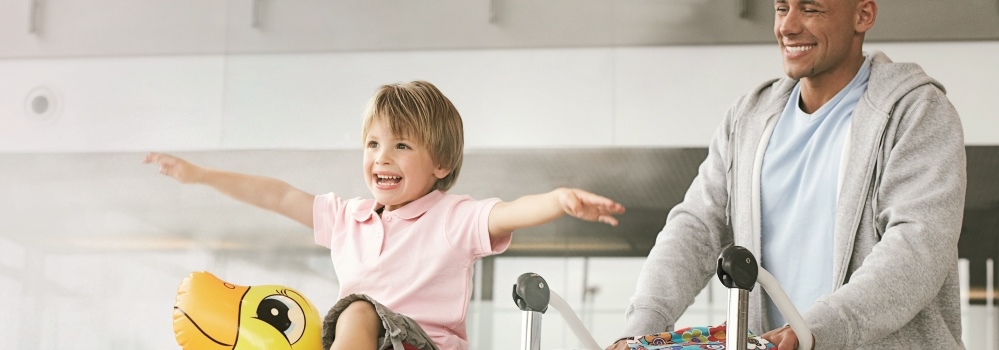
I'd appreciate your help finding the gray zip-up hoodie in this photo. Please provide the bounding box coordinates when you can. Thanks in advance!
[623,51,966,350]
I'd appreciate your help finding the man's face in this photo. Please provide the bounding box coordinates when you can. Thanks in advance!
[774,0,860,80]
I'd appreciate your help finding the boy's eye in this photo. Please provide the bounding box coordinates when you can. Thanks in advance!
[367,141,378,148]
[396,143,410,150]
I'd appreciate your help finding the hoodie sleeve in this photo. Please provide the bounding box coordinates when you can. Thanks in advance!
[805,83,966,350]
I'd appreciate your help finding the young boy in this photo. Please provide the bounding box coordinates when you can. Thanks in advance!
[144,80,625,350]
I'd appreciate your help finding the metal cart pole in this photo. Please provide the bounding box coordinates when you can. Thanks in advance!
[513,273,549,350]
[513,272,602,350]
[513,246,812,350]
[717,245,813,350]
[717,245,758,350]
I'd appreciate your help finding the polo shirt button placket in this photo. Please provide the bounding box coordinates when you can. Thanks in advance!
[367,223,385,262]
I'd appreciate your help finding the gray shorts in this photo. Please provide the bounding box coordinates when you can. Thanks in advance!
[321,293,439,350]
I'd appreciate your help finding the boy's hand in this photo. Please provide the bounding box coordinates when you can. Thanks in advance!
[142,152,202,184]
[558,188,625,226]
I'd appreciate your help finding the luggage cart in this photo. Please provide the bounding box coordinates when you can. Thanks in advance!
[512,245,812,350]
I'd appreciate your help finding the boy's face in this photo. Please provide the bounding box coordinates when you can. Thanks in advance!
[363,119,450,211]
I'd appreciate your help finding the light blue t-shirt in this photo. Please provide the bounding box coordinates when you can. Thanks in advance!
[760,56,872,328]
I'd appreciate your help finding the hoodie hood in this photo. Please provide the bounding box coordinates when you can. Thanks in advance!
[863,50,946,113]
[765,51,945,114]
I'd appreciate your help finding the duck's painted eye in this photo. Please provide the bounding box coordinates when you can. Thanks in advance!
[256,294,307,344]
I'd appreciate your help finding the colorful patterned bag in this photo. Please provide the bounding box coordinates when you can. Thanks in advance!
[625,324,774,350]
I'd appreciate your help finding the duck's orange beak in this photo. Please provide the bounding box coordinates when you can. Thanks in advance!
[173,271,249,350]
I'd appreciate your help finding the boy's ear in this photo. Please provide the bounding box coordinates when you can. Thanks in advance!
[433,166,451,179]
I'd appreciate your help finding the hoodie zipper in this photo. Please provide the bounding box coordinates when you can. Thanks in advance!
[835,106,892,287]
[869,106,894,240]
[726,116,740,226]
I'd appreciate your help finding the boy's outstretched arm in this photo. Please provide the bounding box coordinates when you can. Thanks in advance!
[487,188,625,239]
[142,152,315,229]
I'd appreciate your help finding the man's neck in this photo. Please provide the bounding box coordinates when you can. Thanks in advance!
[798,54,866,114]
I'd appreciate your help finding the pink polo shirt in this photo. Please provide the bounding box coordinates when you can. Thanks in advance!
[313,190,511,350]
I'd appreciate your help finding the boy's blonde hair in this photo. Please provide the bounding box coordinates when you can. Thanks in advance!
[361,80,464,192]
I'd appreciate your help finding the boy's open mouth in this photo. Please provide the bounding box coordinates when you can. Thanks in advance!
[376,174,402,185]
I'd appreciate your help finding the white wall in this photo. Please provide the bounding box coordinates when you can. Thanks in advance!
[4,41,997,154]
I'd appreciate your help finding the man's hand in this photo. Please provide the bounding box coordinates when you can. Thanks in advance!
[605,339,629,350]
[762,325,814,350]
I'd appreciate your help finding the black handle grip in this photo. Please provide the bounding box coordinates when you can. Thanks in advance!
[717,245,759,291]
[512,272,550,313]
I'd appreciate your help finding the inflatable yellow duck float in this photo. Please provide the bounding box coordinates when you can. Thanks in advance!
[173,271,323,350]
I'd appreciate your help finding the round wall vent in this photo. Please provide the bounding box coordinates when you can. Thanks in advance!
[24,87,62,124]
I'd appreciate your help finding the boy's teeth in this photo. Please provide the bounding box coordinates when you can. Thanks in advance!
[376,175,402,184]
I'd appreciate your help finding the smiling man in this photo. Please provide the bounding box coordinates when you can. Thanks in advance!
[610,0,967,349]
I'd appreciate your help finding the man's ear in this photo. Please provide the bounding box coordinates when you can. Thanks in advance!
[434,166,451,179]
[855,0,877,33]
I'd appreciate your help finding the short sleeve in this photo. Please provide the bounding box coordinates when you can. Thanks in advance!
[444,196,507,259]
[313,193,346,249]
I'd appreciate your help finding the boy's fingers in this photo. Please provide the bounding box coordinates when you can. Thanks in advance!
[600,216,619,227]
[564,190,624,223]
[583,195,624,213]
[608,203,625,214]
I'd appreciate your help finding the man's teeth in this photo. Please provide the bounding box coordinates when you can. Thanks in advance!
[787,45,814,53]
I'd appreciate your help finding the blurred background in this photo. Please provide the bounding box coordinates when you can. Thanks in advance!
[1,0,998,349]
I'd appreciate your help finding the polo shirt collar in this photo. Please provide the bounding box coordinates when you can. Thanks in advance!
[351,190,445,222]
